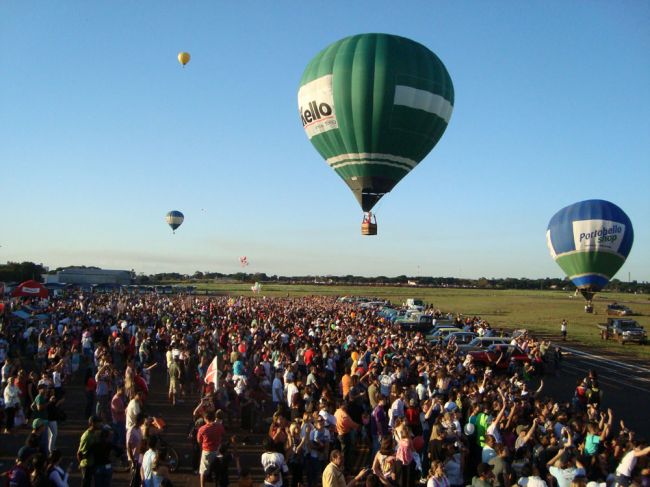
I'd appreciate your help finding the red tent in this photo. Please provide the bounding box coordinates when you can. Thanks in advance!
[11,280,49,298]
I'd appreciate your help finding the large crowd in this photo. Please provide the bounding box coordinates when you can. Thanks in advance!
[0,292,649,487]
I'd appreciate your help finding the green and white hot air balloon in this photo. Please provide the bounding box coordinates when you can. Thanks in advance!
[298,33,454,235]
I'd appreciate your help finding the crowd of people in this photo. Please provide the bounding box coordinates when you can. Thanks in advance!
[0,292,648,487]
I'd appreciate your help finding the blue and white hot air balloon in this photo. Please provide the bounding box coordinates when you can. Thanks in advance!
[546,199,634,303]
[165,211,184,234]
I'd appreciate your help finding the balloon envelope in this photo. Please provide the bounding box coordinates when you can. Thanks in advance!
[165,210,185,231]
[298,33,454,212]
[547,199,633,300]
[178,52,190,66]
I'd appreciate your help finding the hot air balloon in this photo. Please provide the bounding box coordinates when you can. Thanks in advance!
[165,211,184,234]
[178,52,191,67]
[547,199,633,310]
[239,256,249,267]
[298,33,454,235]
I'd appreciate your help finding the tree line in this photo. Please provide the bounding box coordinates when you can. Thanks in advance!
[1,261,648,294]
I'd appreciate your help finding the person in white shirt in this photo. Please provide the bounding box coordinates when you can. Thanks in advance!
[126,391,143,430]
[141,436,158,487]
[3,377,21,433]
[285,378,299,407]
[615,440,650,486]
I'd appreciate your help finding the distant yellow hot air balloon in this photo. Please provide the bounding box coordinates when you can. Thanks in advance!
[178,52,191,67]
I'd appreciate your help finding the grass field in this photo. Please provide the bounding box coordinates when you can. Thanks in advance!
[184,282,650,360]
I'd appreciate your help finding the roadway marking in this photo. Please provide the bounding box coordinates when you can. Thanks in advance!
[568,357,650,384]
[559,345,650,374]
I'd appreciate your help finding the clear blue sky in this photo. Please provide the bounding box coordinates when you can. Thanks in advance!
[1,1,649,280]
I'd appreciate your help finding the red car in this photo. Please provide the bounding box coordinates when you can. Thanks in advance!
[467,344,530,369]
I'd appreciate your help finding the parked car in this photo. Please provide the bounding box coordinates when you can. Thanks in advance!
[426,327,463,341]
[597,318,647,344]
[442,331,477,346]
[458,336,511,352]
[606,303,634,316]
[467,344,530,369]
[398,314,434,332]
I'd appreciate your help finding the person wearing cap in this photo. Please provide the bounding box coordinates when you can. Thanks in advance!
[322,449,369,487]
[31,418,49,456]
[471,463,495,487]
[515,420,538,450]
[77,416,102,487]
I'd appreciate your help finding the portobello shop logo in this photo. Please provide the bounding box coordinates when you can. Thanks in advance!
[298,74,338,139]
[573,219,625,251]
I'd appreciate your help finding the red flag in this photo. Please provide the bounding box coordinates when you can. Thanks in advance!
[204,356,219,389]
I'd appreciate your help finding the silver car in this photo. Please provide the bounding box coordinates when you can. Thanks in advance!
[458,336,511,352]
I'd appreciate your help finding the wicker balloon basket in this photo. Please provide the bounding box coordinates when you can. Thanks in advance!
[361,221,378,235]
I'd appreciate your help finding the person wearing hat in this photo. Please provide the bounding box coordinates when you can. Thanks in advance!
[515,419,538,450]
[77,415,102,487]
[471,463,494,487]
[31,418,49,456]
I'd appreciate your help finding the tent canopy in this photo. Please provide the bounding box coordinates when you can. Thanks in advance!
[11,280,49,298]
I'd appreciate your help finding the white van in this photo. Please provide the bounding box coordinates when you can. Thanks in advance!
[405,298,425,311]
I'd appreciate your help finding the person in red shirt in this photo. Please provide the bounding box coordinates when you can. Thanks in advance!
[404,398,422,436]
[304,347,315,367]
[197,409,226,487]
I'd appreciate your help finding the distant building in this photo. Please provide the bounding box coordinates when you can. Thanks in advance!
[44,268,134,285]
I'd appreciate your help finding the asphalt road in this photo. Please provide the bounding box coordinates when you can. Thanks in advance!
[543,343,650,438]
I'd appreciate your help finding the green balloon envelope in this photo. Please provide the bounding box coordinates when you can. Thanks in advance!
[298,33,454,212]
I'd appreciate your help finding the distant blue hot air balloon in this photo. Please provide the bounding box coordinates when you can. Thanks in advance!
[165,211,184,234]
[546,199,634,303]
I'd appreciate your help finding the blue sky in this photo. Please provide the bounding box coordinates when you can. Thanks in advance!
[1,1,649,280]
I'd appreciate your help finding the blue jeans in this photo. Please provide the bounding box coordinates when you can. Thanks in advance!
[113,421,126,454]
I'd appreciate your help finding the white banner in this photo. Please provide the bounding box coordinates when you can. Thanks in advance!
[298,75,338,139]
[572,219,625,253]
